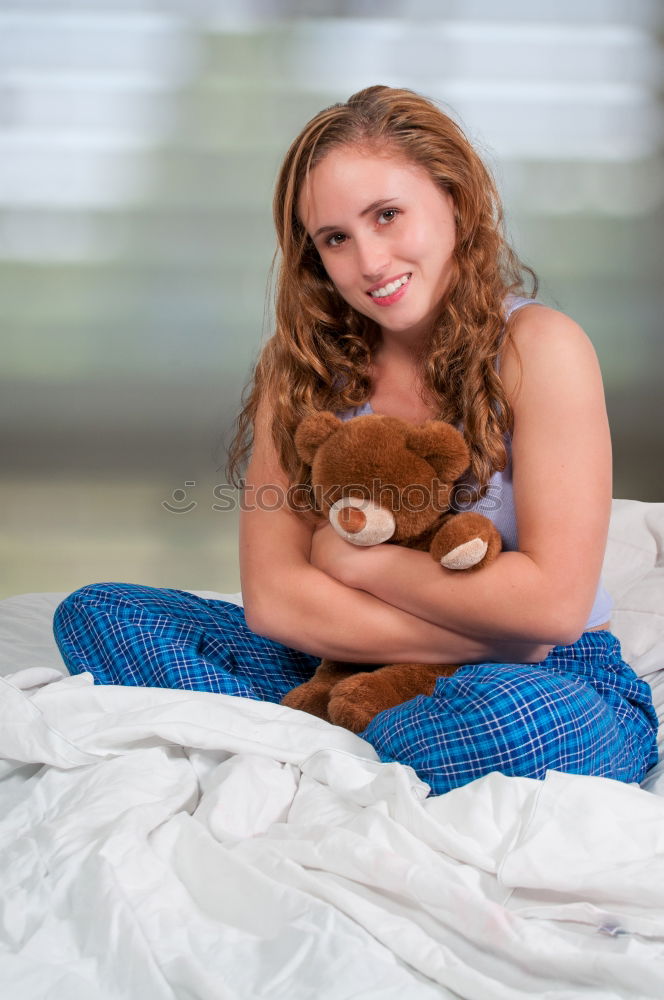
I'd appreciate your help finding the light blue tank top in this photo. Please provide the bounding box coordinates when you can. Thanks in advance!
[336,294,613,629]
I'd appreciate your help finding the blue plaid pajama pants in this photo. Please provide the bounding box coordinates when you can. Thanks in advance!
[53,582,659,796]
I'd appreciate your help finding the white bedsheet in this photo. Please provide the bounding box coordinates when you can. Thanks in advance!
[1,498,663,999]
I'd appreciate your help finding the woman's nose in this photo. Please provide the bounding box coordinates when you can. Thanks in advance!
[356,235,390,282]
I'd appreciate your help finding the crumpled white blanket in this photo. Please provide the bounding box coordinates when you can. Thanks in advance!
[1,665,663,1000]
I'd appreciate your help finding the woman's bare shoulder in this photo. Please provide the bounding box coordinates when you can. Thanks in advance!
[501,304,602,402]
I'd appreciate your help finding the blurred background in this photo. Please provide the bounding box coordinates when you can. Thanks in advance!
[1,0,663,600]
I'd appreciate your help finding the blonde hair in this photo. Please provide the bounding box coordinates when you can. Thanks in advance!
[227,84,536,492]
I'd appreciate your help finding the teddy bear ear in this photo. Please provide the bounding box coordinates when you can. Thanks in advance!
[405,421,470,481]
[295,411,343,465]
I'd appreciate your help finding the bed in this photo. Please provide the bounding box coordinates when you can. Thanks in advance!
[1,497,663,999]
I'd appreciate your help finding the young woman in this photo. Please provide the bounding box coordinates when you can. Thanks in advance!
[54,86,658,795]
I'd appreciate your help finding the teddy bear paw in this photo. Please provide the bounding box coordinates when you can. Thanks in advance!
[327,674,388,733]
[281,682,332,721]
[440,537,488,570]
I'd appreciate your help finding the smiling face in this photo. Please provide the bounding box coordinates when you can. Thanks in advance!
[297,144,457,345]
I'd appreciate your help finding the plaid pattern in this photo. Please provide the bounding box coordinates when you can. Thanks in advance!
[53,583,659,795]
[53,583,319,703]
[364,634,660,794]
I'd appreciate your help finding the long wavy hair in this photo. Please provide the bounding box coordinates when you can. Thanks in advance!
[227,85,537,495]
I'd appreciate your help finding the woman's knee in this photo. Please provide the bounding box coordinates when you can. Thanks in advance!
[360,663,620,794]
[54,582,131,630]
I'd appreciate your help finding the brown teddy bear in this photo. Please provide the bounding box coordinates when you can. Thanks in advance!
[281,411,502,733]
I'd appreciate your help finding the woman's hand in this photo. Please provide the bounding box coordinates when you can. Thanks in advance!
[309,522,383,587]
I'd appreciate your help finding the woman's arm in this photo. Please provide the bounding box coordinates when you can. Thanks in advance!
[239,400,551,663]
[310,306,612,647]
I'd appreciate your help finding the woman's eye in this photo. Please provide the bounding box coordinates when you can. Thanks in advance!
[378,209,399,225]
[326,233,346,247]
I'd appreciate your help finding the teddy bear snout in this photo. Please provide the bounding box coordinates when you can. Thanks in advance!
[338,506,367,534]
[329,497,396,546]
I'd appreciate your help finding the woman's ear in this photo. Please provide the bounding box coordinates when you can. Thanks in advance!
[295,411,342,464]
[405,421,470,481]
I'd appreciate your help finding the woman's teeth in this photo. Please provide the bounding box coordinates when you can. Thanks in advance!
[369,274,410,298]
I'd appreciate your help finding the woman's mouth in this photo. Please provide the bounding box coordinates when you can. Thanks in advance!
[367,273,411,306]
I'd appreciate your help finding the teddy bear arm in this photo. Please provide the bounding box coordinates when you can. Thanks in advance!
[430,512,502,571]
